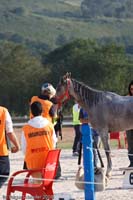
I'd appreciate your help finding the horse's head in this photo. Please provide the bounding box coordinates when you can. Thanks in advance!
[56,72,72,107]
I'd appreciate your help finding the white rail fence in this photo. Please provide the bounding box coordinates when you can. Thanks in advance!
[12,116,73,128]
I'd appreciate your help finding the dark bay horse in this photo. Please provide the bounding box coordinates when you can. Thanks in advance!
[56,73,133,177]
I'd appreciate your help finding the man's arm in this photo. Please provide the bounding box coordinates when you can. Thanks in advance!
[5,109,20,153]
[7,132,20,153]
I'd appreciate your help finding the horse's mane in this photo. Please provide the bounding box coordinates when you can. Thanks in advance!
[71,78,104,107]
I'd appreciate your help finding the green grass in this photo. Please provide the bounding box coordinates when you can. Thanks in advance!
[57,138,127,150]
[110,138,127,149]
[57,142,73,149]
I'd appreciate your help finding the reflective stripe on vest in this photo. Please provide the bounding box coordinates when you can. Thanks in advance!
[0,107,8,156]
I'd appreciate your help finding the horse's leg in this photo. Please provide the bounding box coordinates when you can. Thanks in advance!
[100,132,112,178]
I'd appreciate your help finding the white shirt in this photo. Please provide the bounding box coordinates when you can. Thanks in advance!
[21,116,57,154]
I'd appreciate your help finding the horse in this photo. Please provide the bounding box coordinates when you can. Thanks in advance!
[55,72,133,177]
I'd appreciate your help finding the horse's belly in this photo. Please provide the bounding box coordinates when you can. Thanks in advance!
[109,117,133,132]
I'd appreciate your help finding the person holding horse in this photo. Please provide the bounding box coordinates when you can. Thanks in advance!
[126,80,133,167]
[30,83,56,123]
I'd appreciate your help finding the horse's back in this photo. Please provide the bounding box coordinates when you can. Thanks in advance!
[91,93,133,132]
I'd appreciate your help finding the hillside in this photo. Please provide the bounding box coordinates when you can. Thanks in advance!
[0,0,133,53]
[81,0,133,18]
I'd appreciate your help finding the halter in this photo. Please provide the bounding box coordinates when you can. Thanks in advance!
[56,79,71,108]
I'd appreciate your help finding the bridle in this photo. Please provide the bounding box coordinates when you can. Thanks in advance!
[56,79,71,108]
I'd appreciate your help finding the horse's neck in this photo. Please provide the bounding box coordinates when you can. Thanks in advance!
[70,79,88,104]
[70,79,102,108]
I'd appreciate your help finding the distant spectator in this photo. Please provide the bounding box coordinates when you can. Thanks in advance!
[72,103,82,156]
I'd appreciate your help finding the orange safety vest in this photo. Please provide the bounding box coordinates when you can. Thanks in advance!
[30,96,53,122]
[0,107,8,156]
[23,123,54,169]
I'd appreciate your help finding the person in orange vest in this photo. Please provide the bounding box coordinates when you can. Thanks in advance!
[0,106,20,188]
[21,101,57,183]
[30,83,57,123]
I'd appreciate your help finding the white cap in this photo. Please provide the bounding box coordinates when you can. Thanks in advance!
[41,83,56,97]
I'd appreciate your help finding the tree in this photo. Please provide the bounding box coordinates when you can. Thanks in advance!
[0,41,50,115]
[45,38,132,94]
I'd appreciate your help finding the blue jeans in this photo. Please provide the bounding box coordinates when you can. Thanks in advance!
[0,156,10,188]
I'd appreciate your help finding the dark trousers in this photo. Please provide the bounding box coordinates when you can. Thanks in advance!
[72,125,81,153]
[126,129,133,166]
[0,156,10,188]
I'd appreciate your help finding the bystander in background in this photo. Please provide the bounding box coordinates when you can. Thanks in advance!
[72,102,82,156]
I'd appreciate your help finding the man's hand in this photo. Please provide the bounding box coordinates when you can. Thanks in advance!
[11,146,19,153]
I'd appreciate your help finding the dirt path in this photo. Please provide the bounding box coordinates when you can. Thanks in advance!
[1,149,133,199]
[1,128,132,199]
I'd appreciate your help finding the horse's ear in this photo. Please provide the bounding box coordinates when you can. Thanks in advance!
[61,72,71,84]
[66,72,71,79]
[60,74,66,83]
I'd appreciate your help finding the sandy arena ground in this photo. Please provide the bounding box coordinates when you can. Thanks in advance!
[0,128,133,199]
